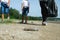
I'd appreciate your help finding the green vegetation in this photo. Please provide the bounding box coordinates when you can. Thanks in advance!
[9,8,22,19]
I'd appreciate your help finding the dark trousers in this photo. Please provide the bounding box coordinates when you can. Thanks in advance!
[22,7,29,16]
[40,1,48,22]
[22,7,29,23]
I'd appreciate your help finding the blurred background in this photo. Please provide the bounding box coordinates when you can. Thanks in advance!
[0,0,60,20]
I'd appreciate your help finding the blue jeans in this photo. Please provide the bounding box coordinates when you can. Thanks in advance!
[22,7,29,16]
[1,2,9,14]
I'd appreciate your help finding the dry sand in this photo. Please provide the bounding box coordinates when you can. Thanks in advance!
[0,20,60,40]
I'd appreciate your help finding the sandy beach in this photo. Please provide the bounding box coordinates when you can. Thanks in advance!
[0,20,60,40]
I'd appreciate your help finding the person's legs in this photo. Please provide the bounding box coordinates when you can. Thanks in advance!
[5,7,10,20]
[42,9,47,22]
[1,5,5,21]
[21,8,25,23]
[21,15,24,23]
[42,14,47,25]
[2,14,4,21]
[42,7,47,25]
[25,7,29,24]
[41,10,47,25]
[7,13,10,20]
[40,1,47,25]
[25,16,28,23]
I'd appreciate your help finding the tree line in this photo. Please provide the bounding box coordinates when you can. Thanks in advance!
[0,7,60,21]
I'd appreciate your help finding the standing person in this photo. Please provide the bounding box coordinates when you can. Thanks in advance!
[1,0,10,21]
[39,0,48,26]
[39,0,58,26]
[21,0,30,24]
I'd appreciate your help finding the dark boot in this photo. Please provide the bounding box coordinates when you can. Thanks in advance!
[21,16,24,23]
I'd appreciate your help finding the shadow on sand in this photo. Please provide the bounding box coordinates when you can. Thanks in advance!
[18,22,42,26]
[0,20,46,26]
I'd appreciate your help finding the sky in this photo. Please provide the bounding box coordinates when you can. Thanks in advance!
[1,0,60,18]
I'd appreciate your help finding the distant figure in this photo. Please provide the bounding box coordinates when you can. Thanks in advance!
[1,0,10,21]
[39,0,48,26]
[21,0,30,24]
